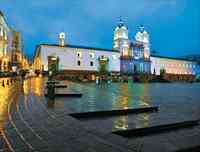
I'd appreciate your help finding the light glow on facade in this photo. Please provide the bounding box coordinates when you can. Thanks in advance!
[32,19,200,77]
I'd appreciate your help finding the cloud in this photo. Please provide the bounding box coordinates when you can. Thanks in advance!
[0,0,199,57]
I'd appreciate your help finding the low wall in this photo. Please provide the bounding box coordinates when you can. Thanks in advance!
[52,70,120,81]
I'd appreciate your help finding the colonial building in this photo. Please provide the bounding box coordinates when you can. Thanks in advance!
[0,11,12,72]
[11,30,23,71]
[113,19,200,77]
[0,10,25,73]
[33,33,120,78]
[33,18,200,78]
[113,20,151,75]
[151,56,200,76]
[113,19,130,57]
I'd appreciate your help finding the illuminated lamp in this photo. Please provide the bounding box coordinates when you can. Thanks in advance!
[51,57,57,61]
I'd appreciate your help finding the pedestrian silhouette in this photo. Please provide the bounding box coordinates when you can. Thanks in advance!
[2,80,5,87]
[6,80,9,85]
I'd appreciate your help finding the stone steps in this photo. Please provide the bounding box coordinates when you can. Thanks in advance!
[5,93,130,152]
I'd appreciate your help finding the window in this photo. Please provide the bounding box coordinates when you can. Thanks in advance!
[90,61,94,66]
[77,60,81,66]
[77,52,82,58]
[89,52,95,59]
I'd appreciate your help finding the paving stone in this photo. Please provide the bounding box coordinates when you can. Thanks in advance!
[2,81,200,152]
[139,135,177,152]
[167,134,200,151]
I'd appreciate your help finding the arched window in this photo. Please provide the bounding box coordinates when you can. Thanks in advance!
[90,61,94,66]
[77,52,82,58]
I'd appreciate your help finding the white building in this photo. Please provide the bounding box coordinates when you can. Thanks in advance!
[0,10,24,72]
[135,25,150,59]
[33,33,120,76]
[151,55,200,75]
[33,19,200,78]
[0,11,12,72]
[113,19,131,57]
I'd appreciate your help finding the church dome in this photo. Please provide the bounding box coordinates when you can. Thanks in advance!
[143,30,148,34]
[113,18,128,41]
[135,25,149,44]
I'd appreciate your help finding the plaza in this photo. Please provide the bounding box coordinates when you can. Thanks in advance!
[0,77,200,152]
[0,1,200,151]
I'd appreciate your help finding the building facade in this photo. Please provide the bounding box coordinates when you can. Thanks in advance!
[0,10,25,73]
[33,19,200,78]
[112,19,200,77]
[11,30,23,71]
[151,56,200,76]
[0,11,12,72]
[113,19,131,57]
[113,20,151,75]
[34,44,120,73]
[33,32,120,78]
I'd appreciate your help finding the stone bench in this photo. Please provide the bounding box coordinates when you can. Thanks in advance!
[69,106,159,119]
[112,119,199,137]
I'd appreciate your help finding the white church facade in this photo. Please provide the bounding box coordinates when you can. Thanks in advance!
[33,32,120,77]
[34,44,120,73]
[32,19,200,78]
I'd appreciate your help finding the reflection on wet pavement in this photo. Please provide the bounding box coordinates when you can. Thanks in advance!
[59,81,200,132]
[0,76,200,152]
[0,77,22,151]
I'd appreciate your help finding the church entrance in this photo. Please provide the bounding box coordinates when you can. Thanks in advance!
[134,64,137,73]
[98,55,109,81]
[48,56,59,74]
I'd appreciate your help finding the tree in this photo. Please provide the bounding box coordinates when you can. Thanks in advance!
[99,62,109,75]
[98,56,110,80]
[48,56,59,76]
[160,68,166,78]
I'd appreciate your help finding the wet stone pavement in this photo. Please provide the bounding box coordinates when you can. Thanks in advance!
[0,77,200,152]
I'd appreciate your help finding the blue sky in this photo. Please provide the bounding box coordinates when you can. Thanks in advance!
[0,0,199,58]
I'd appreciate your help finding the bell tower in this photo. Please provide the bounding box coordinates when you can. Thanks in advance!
[59,32,65,46]
[113,18,130,57]
[135,25,150,59]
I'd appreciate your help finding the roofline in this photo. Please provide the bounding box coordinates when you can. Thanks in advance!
[38,44,120,53]
[151,55,197,62]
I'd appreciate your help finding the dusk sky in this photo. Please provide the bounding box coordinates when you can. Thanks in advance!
[0,0,199,58]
